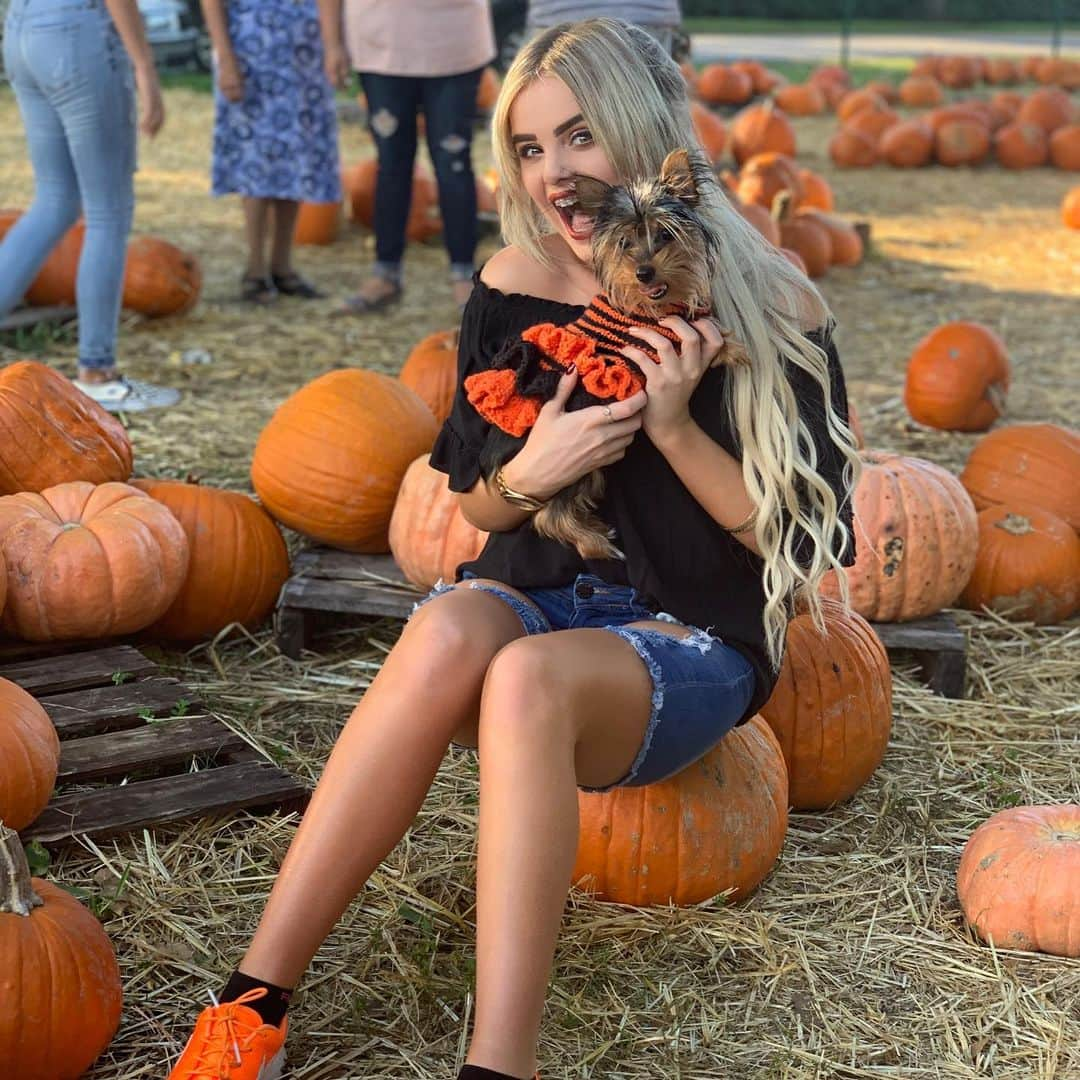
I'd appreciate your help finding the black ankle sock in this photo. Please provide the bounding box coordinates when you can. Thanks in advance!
[458,1066,532,1080]
[220,970,293,1027]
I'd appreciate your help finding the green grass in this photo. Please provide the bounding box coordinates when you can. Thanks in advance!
[682,17,1080,35]
[764,57,915,84]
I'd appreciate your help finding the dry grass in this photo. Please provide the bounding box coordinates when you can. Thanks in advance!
[1,85,1079,1080]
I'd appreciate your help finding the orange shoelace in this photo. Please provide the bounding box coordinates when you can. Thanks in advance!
[184,988,275,1080]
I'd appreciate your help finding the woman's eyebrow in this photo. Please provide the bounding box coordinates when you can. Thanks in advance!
[511,113,585,145]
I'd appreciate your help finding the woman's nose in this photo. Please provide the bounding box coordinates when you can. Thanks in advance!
[542,146,572,187]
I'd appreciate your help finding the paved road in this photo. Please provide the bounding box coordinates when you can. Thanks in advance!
[691,30,1080,65]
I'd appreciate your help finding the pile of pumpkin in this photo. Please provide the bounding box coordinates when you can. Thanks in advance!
[688,58,786,108]
[0,210,202,317]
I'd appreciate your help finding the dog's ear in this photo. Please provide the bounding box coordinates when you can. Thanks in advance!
[659,148,708,206]
[572,174,614,216]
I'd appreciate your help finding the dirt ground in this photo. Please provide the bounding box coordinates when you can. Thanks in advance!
[0,83,1078,1080]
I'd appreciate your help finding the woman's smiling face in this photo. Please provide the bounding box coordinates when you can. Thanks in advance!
[509,75,620,263]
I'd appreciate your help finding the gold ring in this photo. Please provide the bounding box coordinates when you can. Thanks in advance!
[603,405,614,422]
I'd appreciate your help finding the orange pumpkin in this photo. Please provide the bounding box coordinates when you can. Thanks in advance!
[993,121,1049,168]
[730,101,796,166]
[990,90,1025,120]
[731,60,778,96]
[864,79,900,105]
[121,236,202,317]
[843,105,900,147]
[828,128,878,168]
[734,151,804,210]
[0,677,59,830]
[0,360,133,494]
[0,824,124,1079]
[808,64,851,93]
[848,402,866,449]
[836,88,887,123]
[820,451,979,622]
[734,199,781,246]
[1064,185,1080,227]
[880,119,935,167]
[294,201,343,245]
[24,221,85,306]
[796,168,834,210]
[689,101,727,163]
[342,159,442,242]
[959,503,1080,624]
[0,481,190,641]
[957,805,1080,958]
[388,454,487,589]
[935,120,991,166]
[572,715,788,906]
[128,478,291,643]
[984,58,1021,85]
[697,64,753,106]
[795,209,863,267]
[898,74,944,108]
[938,55,980,89]
[772,191,831,279]
[903,321,1010,432]
[1049,124,1080,170]
[251,369,439,552]
[773,83,826,116]
[760,598,891,810]
[959,423,1080,530]
[1016,87,1075,134]
[926,103,991,134]
[398,328,459,425]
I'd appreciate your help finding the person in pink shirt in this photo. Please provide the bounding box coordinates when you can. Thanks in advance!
[320,0,497,313]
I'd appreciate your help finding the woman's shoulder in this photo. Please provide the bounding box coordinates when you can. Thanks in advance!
[478,241,591,308]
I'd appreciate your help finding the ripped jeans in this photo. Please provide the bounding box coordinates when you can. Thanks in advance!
[358,66,484,283]
[411,572,756,793]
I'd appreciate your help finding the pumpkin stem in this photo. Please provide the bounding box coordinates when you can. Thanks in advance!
[0,823,44,917]
[984,382,1008,417]
[995,513,1034,536]
[771,188,794,223]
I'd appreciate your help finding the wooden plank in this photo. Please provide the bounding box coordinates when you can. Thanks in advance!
[869,613,965,652]
[57,715,247,782]
[0,304,77,332]
[0,645,158,695]
[278,576,419,620]
[22,761,311,844]
[41,678,200,738]
[290,548,412,586]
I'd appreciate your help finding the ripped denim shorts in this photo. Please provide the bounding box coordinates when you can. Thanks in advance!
[411,571,756,794]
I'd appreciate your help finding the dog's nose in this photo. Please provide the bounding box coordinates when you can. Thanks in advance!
[635,265,655,283]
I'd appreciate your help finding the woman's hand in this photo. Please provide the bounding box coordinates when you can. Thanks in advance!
[134,62,165,136]
[621,315,726,444]
[216,51,245,102]
[501,368,647,500]
[324,42,351,90]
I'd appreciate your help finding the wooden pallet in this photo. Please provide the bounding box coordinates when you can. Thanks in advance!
[275,546,966,697]
[0,304,77,333]
[1,645,310,845]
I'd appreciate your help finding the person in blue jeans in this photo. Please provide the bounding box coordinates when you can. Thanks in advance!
[318,0,496,313]
[0,0,180,412]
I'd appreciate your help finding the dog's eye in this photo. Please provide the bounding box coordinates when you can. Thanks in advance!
[617,236,630,251]
[655,227,673,245]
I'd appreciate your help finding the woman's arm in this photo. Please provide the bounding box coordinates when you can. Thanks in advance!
[198,0,243,101]
[102,0,164,135]
[650,423,763,557]
[316,0,351,87]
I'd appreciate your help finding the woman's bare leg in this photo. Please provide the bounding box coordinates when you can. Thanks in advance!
[465,624,685,1078]
[242,196,272,279]
[237,587,534,988]
[268,198,300,277]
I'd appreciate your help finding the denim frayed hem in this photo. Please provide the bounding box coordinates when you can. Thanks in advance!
[409,578,550,637]
[580,625,716,794]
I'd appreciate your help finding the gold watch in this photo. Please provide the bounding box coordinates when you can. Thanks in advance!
[493,467,548,512]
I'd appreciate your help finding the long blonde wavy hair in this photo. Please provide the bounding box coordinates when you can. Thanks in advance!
[490,18,860,671]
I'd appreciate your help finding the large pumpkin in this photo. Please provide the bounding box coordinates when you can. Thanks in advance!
[121,236,202,317]
[388,455,487,590]
[0,824,124,1078]
[398,328,459,426]
[959,503,1080,624]
[0,481,189,641]
[760,598,891,810]
[730,101,796,166]
[343,159,442,243]
[772,191,831,279]
[956,804,1080,958]
[24,221,85,306]
[958,423,1080,530]
[0,679,59,831]
[294,201,343,245]
[820,451,979,622]
[734,152,804,210]
[903,321,1010,432]
[0,360,133,494]
[572,715,788,907]
[251,369,438,552]
[129,478,291,643]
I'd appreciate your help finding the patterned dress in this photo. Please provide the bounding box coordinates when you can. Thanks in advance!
[211,0,341,202]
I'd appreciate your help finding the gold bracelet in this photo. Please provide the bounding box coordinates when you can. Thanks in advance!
[727,507,758,535]
[493,466,549,512]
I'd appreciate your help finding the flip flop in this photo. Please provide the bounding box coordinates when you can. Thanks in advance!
[271,271,325,299]
[334,282,403,316]
[241,274,278,305]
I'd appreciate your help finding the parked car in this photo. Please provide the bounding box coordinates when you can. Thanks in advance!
[138,0,212,72]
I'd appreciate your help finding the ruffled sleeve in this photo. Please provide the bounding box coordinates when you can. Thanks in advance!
[784,328,858,571]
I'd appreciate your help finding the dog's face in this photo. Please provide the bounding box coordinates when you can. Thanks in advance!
[574,149,718,319]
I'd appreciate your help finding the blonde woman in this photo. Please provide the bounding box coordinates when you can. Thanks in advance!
[164,19,858,1080]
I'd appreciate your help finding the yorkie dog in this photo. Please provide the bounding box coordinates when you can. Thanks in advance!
[465,147,750,560]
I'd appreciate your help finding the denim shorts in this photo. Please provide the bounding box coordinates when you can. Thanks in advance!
[411,571,756,793]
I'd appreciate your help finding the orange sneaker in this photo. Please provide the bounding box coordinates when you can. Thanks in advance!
[167,987,287,1079]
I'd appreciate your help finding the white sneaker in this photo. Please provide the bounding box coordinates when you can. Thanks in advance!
[72,375,181,412]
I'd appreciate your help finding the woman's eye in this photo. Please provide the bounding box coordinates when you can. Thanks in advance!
[570,128,593,146]
[517,144,540,159]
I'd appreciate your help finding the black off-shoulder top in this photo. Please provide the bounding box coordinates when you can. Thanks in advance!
[429,276,856,723]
